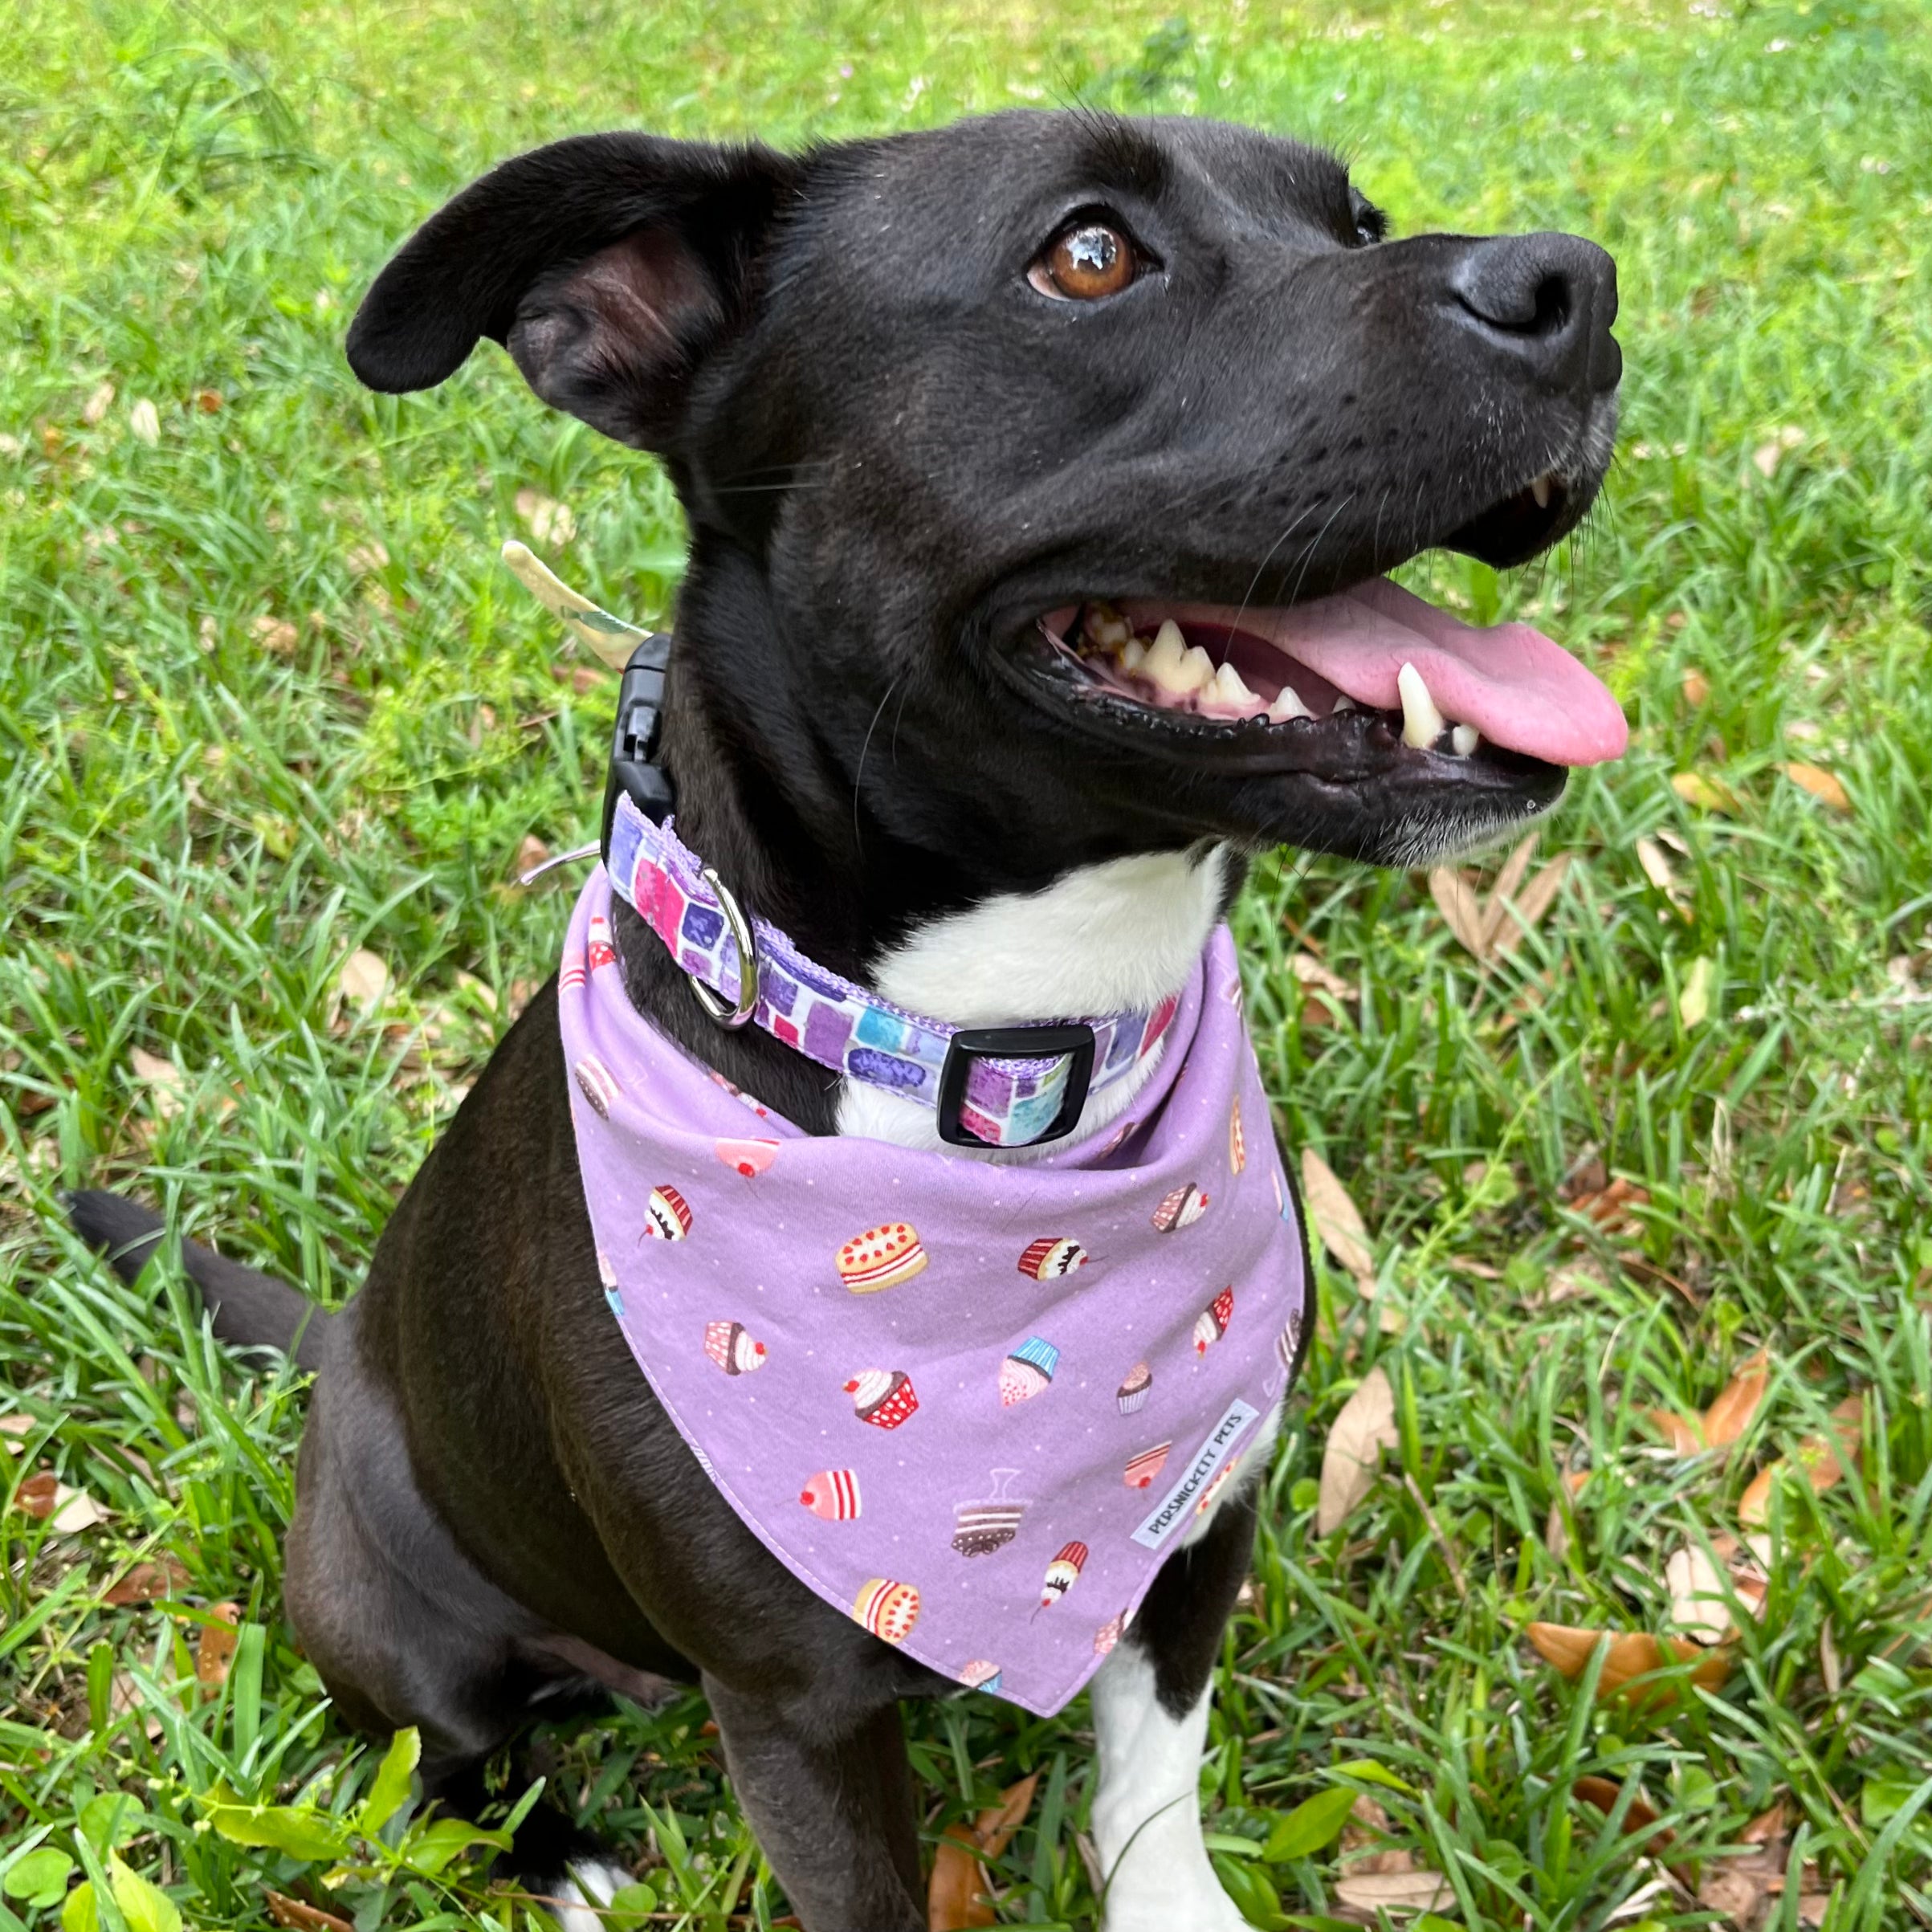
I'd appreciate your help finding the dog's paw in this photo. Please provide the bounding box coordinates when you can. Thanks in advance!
[543,1858,635,1932]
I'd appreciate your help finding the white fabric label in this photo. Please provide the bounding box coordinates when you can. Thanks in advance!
[1130,1399,1260,1549]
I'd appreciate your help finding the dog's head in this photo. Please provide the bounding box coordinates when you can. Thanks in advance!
[350,113,1624,915]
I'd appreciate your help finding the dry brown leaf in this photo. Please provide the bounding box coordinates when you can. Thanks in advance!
[1290,951,1356,1001]
[128,1045,186,1119]
[82,380,116,425]
[251,613,300,654]
[198,1602,241,1686]
[1700,1866,1767,1925]
[1664,1543,1731,1645]
[1567,1175,1651,1233]
[1783,761,1852,813]
[1332,1870,1452,1912]
[194,388,224,412]
[1796,1894,1829,1926]
[1741,1800,1788,1845]
[1672,771,1740,814]
[550,662,609,696]
[1300,1148,1375,1287]
[14,1471,111,1531]
[515,488,577,547]
[1525,1622,1731,1702]
[1428,866,1490,959]
[1573,1775,1666,1838]
[103,1556,192,1606]
[266,1892,354,1932]
[513,834,552,880]
[1682,667,1711,706]
[927,1773,1038,1930]
[1739,1394,1862,1528]
[1317,1367,1398,1535]
[1490,851,1572,959]
[1702,1351,1770,1450]
[1644,1408,1707,1457]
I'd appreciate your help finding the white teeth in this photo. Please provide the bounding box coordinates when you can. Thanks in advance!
[1451,723,1480,756]
[1208,660,1257,711]
[1177,644,1216,691]
[1267,683,1313,722]
[1531,473,1552,509]
[1330,694,1356,713]
[1085,603,1132,649]
[1119,636,1146,673]
[1397,662,1447,749]
[1142,620,1194,693]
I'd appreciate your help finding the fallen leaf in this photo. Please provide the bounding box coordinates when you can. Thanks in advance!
[194,389,223,413]
[1741,1800,1788,1845]
[251,613,299,654]
[1702,1351,1770,1450]
[1665,1543,1732,1645]
[1332,1870,1452,1912]
[1428,866,1490,958]
[1317,1367,1398,1535]
[128,398,161,446]
[197,1602,241,1686]
[332,949,389,1022]
[927,1773,1038,1930]
[1672,771,1739,814]
[1565,1174,1651,1233]
[1300,1149,1376,1287]
[515,488,577,547]
[1644,1409,1706,1457]
[1573,1775,1666,1838]
[1700,1866,1768,1925]
[549,662,609,695]
[266,1892,353,1932]
[102,1557,192,1606]
[82,380,116,425]
[129,1045,186,1119]
[1290,952,1356,1001]
[13,1471,109,1533]
[513,834,552,881]
[1678,955,1716,1029]
[1739,1395,1862,1528]
[345,540,390,577]
[1525,1622,1731,1702]
[1783,761,1852,813]
[1490,847,1572,958]
[1682,667,1711,706]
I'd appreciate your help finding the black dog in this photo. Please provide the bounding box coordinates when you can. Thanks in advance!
[70,111,1620,1930]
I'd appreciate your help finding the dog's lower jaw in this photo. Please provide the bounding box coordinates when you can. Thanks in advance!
[838,844,1230,1156]
[1090,1649,1257,1932]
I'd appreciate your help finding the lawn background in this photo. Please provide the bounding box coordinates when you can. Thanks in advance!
[3,0,1930,1926]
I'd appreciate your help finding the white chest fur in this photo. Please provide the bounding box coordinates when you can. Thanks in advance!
[834,844,1227,1156]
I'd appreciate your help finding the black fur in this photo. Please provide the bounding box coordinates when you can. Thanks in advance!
[70,111,1620,1929]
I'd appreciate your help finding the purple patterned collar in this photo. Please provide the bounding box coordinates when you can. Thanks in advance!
[599,793,1179,1150]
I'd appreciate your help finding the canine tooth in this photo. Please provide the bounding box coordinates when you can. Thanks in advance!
[1531,473,1552,510]
[1209,661,1257,710]
[1267,684,1313,722]
[1397,662,1447,749]
[1451,723,1480,756]
[1142,620,1190,691]
[1119,637,1147,673]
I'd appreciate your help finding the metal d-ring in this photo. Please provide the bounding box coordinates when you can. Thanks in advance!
[687,866,760,1029]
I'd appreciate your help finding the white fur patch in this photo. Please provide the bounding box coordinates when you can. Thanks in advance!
[547,1858,631,1932]
[1090,1649,1251,1931]
[838,846,1225,1156]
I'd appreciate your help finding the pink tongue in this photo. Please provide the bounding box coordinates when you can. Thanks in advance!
[1139,580,1628,766]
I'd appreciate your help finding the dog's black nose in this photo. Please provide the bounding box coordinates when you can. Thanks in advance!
[1449,232,1620,393]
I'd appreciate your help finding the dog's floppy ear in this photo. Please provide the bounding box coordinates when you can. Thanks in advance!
[345,132,800,450]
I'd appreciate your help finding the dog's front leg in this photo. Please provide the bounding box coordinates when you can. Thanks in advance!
[703,1675,926,1931]
[1090,1482,1262,1932]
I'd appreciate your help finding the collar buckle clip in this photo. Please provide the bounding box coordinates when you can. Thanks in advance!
[936,1024,1097,1149]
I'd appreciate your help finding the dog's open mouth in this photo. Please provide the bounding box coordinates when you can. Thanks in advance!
[1031,575,1628,772]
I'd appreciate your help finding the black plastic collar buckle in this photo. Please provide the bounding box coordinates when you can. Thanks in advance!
[600,631,676,863]
[935,1023,1097,1148]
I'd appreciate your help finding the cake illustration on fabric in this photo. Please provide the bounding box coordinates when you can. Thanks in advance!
[1093,1609,1127,1657]
[852,1577,921,1645]
[573,1054,620,1120]
[1152,1181,1209,1232]
[1196,1452,1246,1516]
[836,1222,929,1293]
[1116,1361,1152,1416]
[715,1137,780,1177]
[1192,1286,1234,1355]
[998,1336,1060,1407]
[1123,1441,1172,1491]
[799,1468,862,1520]
[951,1468,1029,1557]
[585,911,617,974]
[595,1247,622,1319]
[1276,1306,1305,1379]
[1017,1237,1088,1281]
[559,950,588,993]
[1229,1097,1247,1174]
[703,1320,767,1376]
[845,1367,919,1429]
[641,1184,693,1241]
[1099,1117,1139,1158]
[960,1659,1003,1694]
[1037,1541,1088,1610]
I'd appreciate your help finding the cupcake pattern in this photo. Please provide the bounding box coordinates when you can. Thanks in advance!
[560,871,1308,1719]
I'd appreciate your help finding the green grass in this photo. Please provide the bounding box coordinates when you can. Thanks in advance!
[4,0,1931,1926]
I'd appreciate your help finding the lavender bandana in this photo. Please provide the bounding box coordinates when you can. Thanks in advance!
[559,869,1310,1716]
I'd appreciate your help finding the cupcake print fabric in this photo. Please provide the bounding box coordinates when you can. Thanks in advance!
[557,866,1310,1718]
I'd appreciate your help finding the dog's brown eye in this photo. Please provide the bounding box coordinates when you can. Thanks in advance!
[1031,222,1137,300]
